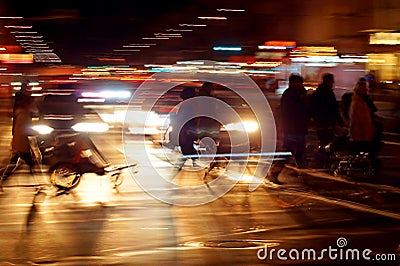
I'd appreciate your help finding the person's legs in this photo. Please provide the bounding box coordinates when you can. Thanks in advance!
[2,152,20,180]
[179,129,198,169]
[284,134,306,168]
[317,127,334,147]
[295,135,306,167]
[19,152,34,175]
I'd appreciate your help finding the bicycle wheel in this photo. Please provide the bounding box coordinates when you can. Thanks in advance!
[110,172,124,188]
[49,163,81,190]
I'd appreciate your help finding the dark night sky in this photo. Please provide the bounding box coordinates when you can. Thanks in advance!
[2,0,215,64]
[1,1,389,65]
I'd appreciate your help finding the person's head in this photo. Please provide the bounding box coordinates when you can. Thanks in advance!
[354,78,368,96]
[288,73,304,90]
[180,86,196,100]
[322,73,334,87]
[198,82,213,96]
[19,82,29,95]
[358,77,368,84]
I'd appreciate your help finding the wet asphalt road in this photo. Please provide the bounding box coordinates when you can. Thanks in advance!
[0,127,399,265]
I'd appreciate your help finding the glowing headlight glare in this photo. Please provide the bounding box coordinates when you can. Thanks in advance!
[225,121,259,133]
[243,121,259,132]
[81,90,131,99]
[146,112,169,127]
[32,125,54,134]
[72,122,109,132]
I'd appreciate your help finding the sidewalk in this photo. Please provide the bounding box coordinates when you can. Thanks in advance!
[373,142,400,187]
[300,130,400,188]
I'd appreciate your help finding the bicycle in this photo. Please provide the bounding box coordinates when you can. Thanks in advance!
[161,125,229,181]
[314,135,378,179]
[29,133,137,192]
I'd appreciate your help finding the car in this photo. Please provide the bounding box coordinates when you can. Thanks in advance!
[32,92,109,147]
[144,81,271,155]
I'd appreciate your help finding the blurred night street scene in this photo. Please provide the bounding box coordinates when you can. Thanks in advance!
[0,0,399,265]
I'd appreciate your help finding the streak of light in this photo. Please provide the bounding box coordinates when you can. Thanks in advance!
[154,33,182,37]
[144,64,173,68]
[249,62,282,67]
[0,16,23,19]
[78,98,106,103]
[48,79,78,83]
[123,45,151,48]
[142,37,169,40]
[176,61,205,65]
[15,35,43,38]
[258,45,288,50]
[166,28,193,32]
[22,45,50,48]
[141,227,169,230]
[198,16,227,20]
[81,90,131,99]
[11,31,37,34]
[0,73,22,76]
[179,24,207,27]
[5,25,32,28]
[182,152,291,159]
[213,46,242,51]
[216,8,246,12]
[26,49,54,53]
[16,39,44,43]
[113,49,141,52]
[120,76,155,81]
[21,42,48,46]
[383,141,400,146]
[97,57,119,62]
[130,43,156,46]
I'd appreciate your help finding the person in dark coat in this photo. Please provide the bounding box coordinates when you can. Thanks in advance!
[2,91,36,181]
[280,73,308,167]
[173,87,198,169]
[196,82,220,140]
[310,73,344,147]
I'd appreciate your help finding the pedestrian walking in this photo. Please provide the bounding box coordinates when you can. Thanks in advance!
[2,89,37,181]
[196,82,220,140]
[173,86,198,169]
[349,78,381,156]
[279,73,309,168]
[310,73,344,147]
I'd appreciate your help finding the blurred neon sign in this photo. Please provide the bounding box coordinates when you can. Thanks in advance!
[264,41,296,48]
[370,32,400,45]
[0,53,33,63]
[213,46,242,51]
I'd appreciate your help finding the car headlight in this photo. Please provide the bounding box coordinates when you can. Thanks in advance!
[72,122,109,132]
[32,125,54,135]
[146,112,169,128]
[224,121,259,133]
